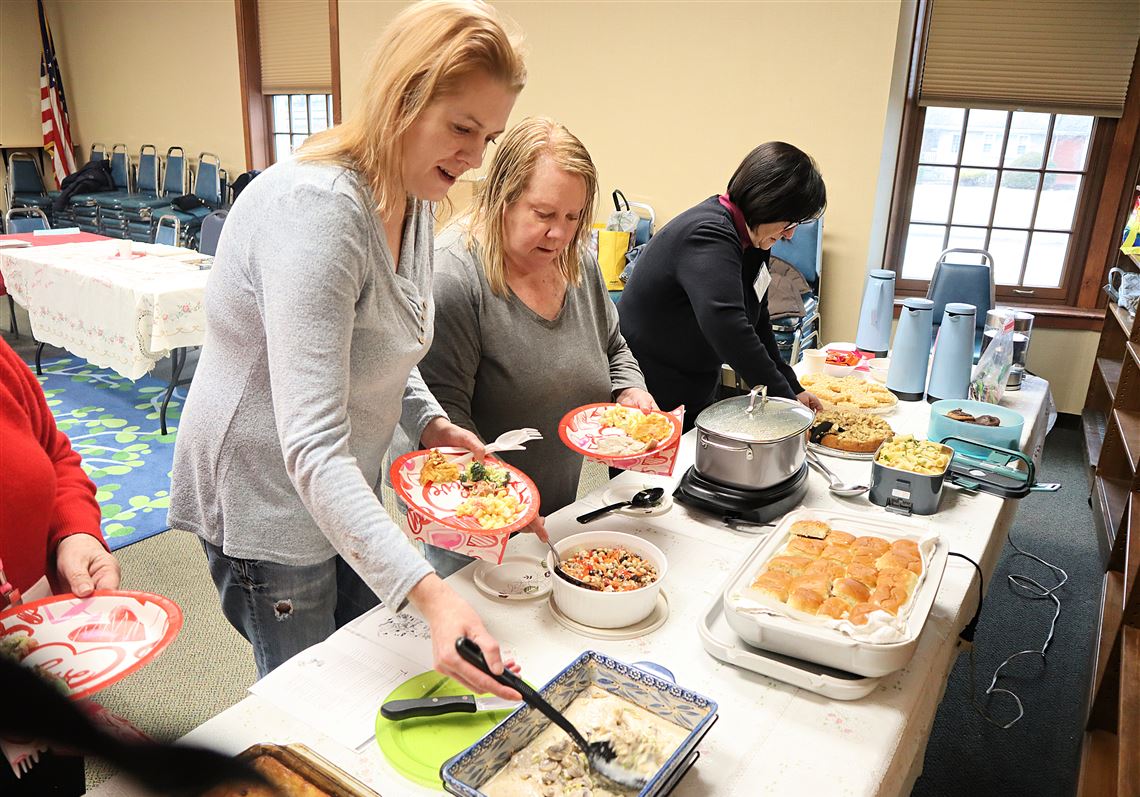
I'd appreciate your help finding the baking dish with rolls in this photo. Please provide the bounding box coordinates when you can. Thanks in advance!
[721,508,947,677]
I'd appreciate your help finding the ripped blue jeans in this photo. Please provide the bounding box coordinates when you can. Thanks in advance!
[200,540,380,678]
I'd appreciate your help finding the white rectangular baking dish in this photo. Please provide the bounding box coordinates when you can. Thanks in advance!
[721,507,947,677]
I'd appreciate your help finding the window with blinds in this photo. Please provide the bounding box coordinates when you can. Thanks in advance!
[919,0,1139,118]
[258,0,332,95]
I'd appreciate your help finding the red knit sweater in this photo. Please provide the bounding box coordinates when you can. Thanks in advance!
[0,339,104,597]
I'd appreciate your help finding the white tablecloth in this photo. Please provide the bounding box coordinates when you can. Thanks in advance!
[0,240,210,379]
[87,380,1052,797]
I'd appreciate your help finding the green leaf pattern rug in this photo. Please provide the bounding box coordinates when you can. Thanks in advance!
[34,356,181,550]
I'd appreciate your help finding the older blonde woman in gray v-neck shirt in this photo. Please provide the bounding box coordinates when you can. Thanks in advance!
[419,118,656,527]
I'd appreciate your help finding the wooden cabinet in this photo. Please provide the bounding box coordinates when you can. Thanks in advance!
[1079,283,1140,796]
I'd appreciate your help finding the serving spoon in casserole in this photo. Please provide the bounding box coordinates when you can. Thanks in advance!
[456,637,649,792]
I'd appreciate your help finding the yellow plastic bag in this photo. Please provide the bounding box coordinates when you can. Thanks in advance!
[1122,196,1140,256]
[595,224,632,291]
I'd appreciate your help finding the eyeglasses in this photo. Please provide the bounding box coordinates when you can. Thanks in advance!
[782,216,820,233]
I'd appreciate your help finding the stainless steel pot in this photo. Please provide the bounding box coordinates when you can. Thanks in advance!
[694,395,815,491]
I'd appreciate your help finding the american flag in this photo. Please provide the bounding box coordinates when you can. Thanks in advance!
[37,0,76,185]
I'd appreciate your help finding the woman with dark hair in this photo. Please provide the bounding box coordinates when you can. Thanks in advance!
[618,142,826,429]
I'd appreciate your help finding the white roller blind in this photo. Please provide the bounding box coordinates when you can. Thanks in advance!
[258,0,332,94]
[919,0,1140,118]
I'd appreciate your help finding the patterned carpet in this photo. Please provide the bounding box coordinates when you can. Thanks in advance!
[33,355,182,550]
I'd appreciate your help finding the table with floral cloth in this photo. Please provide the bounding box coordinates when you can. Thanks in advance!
[0,239,210,380]
[88,377,1052,797]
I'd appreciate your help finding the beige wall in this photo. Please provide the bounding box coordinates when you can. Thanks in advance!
[0,0,45,149]
[43,0,246,178]
[339,0,903,346]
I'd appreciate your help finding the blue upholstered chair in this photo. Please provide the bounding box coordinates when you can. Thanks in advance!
[197,210,227,256]
[770,216,824,364]
[926,248,995,361]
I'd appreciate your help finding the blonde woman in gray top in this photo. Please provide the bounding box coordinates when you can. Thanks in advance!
[169,1,527,699]
[420,118,656,528]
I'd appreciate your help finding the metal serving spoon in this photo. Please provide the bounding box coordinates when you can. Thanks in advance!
[806,451,869,497]
[575,487,665,524]
[545,539,599,591]
[455,637,649,793]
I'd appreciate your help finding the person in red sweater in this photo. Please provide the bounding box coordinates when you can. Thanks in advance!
[0,336,120,795]
[0,337,119,604]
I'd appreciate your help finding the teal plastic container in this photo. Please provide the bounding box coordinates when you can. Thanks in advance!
[927,399,1024,457]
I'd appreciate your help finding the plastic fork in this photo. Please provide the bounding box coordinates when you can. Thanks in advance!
[452,428,542,464]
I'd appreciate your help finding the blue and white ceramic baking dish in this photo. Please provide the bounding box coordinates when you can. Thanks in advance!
[440,651,718,796]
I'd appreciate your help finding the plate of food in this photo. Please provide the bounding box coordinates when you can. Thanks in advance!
[389,448,539,535]
[799,372,898,414]
[558,403,681,461]
[0,590,183,700]
[807,410,895,460]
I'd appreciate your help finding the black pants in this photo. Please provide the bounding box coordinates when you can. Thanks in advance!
[0,752,84,796]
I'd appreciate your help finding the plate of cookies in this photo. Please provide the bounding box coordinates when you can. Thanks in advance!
[721,508,946,677]
[799,372,898,414]
[807,410,895,460]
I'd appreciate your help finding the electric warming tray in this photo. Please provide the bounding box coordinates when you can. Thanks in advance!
[721,508,947,677]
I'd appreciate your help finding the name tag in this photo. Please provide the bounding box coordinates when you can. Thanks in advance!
[753,265,772,302]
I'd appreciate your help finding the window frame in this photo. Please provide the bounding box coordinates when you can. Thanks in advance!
[882,0,1140,327]
[266,92,335,164]
[892,106,1109,305]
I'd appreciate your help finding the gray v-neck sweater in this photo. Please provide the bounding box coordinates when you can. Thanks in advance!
[417,225,646,513]
[169,159,439,609]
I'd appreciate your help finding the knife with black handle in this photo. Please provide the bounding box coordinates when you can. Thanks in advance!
[380,693,520,721]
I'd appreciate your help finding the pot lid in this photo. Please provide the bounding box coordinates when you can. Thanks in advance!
[695,394,814,443]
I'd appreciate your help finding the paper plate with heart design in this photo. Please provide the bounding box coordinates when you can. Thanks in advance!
[0,590,183,700]
[389,448,539,535]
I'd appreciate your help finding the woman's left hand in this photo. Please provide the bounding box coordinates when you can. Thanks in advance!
[615,388,658,413]
[797,390,824,412]
[55,534,120,597]
[421,417,486,461]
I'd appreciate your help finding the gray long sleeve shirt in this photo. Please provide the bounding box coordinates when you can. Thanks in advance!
[168,159,439,609]
[417,226,647,513]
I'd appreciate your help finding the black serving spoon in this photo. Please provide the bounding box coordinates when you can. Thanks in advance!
[576,487,665,524]
[455,637,649,793]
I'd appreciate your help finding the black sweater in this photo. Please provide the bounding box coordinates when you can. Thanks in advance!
[618,196,803,427]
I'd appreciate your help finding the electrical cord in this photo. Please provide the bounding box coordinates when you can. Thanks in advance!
[950,528,1068,730]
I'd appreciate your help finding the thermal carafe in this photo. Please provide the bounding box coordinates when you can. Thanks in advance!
[926,302,976,402]
[855,269,896,357]
[886,298,934,401]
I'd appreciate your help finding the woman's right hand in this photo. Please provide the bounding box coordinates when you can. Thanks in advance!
[407,574,522,701]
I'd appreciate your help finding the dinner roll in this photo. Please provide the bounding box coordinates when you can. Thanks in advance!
[817,597,849,620]
[820,544,854,565]
[791,574,830,596]
[787,536,827,558]
[749,570,793,603]
[846,562,879,589]
[890,539,921,560]
[823,530,856,547]
[875,551,923,575]
[831,577,871,606]
[851,536,890,556]
[788,587,825,614]
[804,558,845,581]
[790,519,831,539]
[767,555,813,576]
[847,602,879,626]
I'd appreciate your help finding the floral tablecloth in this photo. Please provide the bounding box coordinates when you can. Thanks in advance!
[0,240,210,379]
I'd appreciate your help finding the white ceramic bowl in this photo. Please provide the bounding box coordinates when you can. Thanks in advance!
[867,357,890,383]
[822,363,857,378]
[547,531,667,629]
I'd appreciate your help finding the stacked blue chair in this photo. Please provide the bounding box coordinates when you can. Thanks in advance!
[123,146,188,242]
[146,152,223,248]
[97,144,161,239]
[154,214,181,246]
[2,208,51,337]
[54,143,107,229]
[6,152,57,224]
[67,143,129,234]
